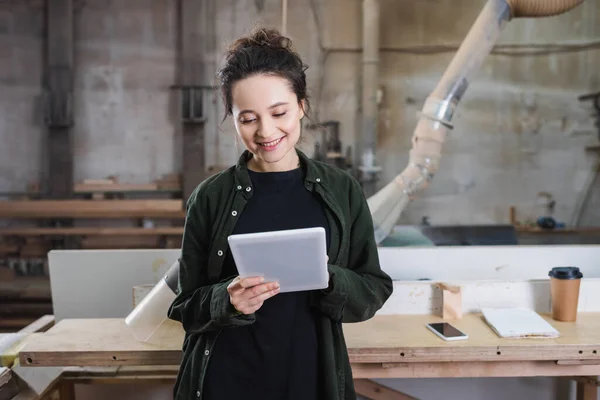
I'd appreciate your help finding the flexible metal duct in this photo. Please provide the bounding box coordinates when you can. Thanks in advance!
[506,0,584,17]
[368,0,586,244]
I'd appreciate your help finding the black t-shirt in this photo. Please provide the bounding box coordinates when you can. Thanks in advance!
[203,167,331,400]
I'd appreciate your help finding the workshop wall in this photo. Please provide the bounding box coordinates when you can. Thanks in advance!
[0,1,44,193]
[0,0,599,228]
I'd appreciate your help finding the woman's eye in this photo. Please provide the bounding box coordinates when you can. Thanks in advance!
[240,118,256,124]
[273,112,287,118]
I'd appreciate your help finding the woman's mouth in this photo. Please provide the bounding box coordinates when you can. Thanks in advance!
[258,137,284,151]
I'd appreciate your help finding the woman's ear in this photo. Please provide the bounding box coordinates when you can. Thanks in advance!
[299,100,306,120]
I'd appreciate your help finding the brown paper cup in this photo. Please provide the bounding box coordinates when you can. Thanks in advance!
[549,267,583,322]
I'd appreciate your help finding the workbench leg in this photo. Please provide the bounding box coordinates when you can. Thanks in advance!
[354,379,417,400]
[58,381,75,400]
[575,376,599,400]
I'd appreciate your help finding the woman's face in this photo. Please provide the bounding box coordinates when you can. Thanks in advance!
[231,74,304,172]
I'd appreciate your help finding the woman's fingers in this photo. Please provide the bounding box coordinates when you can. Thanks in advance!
[228,277,280,314]
[245,284,280,307]
[227,276,263,295]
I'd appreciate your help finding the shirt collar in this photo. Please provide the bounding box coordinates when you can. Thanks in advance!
[234,148,321,190]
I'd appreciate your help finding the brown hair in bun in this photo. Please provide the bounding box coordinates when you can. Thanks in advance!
[218,27,310,119]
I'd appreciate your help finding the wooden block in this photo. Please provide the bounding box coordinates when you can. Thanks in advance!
[437,283,462,320]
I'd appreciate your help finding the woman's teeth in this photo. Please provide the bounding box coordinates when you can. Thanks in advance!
[259,137,283,147]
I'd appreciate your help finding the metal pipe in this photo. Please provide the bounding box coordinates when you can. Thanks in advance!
[281,0,288,35]
[359,0,381,196]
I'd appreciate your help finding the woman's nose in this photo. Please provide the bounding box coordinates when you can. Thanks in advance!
[257,117,276,137]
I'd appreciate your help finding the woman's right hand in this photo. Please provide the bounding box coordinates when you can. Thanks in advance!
[227,276,280,315]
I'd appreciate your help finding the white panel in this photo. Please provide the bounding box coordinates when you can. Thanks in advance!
[378,245,600,281]
[377,278,600,315]
[48,249,180,321]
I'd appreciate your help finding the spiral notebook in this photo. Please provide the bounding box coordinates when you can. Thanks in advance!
[481,307,560,339]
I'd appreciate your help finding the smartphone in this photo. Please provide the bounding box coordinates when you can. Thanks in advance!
[426,322,468,341]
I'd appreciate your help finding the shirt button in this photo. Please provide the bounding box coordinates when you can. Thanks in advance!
[246,186,251,192]
[316,178,321,182]
[217,250,223,256]
[231,211,237,216]
[237,185,242,190]
[196,390,201,397]
[204,350,210,356]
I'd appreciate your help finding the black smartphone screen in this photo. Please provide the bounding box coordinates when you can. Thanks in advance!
[428,322,466,338]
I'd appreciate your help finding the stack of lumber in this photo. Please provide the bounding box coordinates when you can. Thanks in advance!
[73,174,182,197]
[0,270,52,332]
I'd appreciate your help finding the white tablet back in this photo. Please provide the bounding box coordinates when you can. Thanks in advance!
[227,227,329,293]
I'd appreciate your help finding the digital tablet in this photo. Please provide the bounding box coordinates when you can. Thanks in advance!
[227,227,329,293]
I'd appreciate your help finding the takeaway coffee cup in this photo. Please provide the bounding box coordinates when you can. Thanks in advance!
[548,266,583,322]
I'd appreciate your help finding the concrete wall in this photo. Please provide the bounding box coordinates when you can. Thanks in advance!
[0,1,44,192]
[1,0,599,226]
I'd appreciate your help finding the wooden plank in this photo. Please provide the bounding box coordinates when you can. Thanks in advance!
[352,361,600,379]
[0,280,51,301]
[557,360,600,365]
[0,200,185,218]
[0,227,184,237]
[345,313,600,363]
[354,379,417,400]
[80,236,161,250]
[74,183,159,193]
[0,319,40,332]
[18,316,55,335]
[18,313,600,367]
[0,303,53,317]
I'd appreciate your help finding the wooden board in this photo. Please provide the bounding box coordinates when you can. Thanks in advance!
[0,200,184,218]
[351,361,600,379]
[74,183,160,193]
[18,313,600,367]
[0,228,184,237]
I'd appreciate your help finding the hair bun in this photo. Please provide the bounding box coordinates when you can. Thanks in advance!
[229,27,293,54]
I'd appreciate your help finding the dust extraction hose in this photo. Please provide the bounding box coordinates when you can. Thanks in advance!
[124,0,585,342]
[506,0,583,17]
[367,0,585,244]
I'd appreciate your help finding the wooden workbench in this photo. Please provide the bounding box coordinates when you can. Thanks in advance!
[16,313,600,399]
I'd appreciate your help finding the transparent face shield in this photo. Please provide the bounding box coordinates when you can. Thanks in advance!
[125,260,179,344]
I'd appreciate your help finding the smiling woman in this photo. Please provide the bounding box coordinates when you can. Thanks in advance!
[231,75,305,172]
[219,29,309,173]
[167,27,393,400]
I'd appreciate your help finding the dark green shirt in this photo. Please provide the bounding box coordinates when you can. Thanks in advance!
[167,149,394,400]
